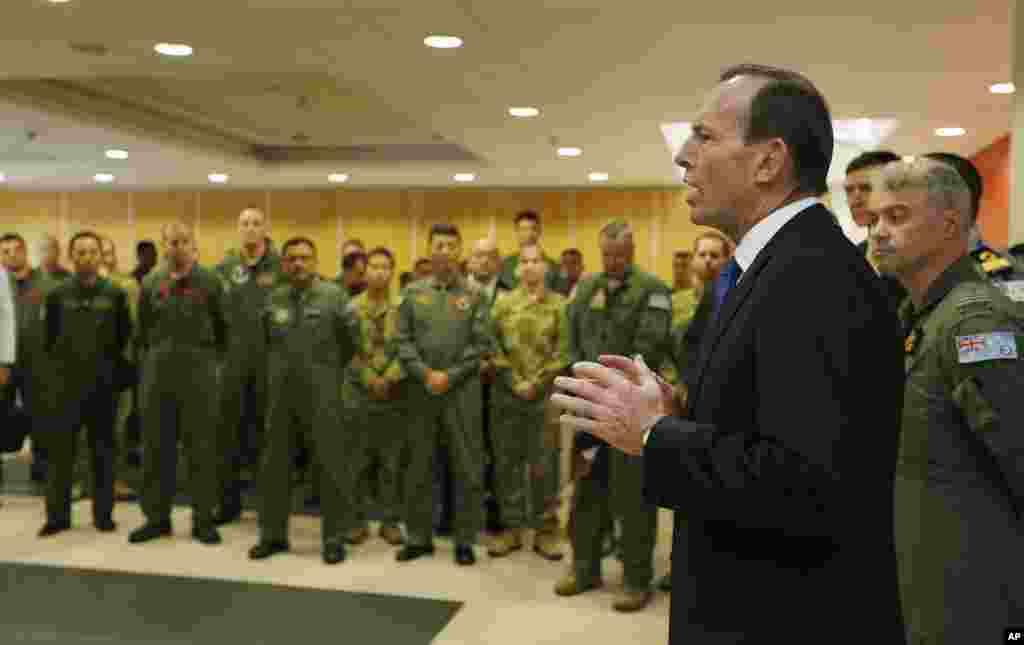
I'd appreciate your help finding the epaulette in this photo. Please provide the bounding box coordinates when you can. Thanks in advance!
[972,248,1013,276]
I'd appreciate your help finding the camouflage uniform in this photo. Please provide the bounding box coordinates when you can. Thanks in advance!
[343,291,409,539]
[487,287,568,551]
[396,276,493,548]
[896,254,1024,642]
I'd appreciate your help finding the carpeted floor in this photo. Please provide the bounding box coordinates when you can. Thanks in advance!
[1,561,462,645]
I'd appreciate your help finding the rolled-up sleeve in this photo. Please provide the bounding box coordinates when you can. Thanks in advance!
[0,269,15,364]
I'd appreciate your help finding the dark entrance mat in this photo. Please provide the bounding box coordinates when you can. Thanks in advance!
[0,561,462,645]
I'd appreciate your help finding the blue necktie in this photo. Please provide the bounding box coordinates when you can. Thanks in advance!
[711,258,742,322]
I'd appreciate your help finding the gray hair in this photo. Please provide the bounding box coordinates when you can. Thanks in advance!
[879,159,972,232]
[599,218,633,243]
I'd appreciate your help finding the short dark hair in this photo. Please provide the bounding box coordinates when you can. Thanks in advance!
[343,238,365,251]
[282,237,317,256]
[429,222,460,243]
[398,271,414,288]
[846,150,901,175]
[68,231,102,255]
[561,248,582,260]
[136,240,157,254]
[0,233,26,248]
[366,246,394,267]
[514,210,540,227]
[923,152,983,220]
[342,251,368,270]
[414,257,432,268]
[719,64,834,195]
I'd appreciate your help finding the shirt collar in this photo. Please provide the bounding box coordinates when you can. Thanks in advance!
[733,197,820,280]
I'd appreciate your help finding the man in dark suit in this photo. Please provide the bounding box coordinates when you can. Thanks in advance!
[551,64,906,643]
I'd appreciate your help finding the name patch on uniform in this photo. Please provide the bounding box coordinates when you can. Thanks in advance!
[272,308,291,324]
[304,308,323,319]
[648,293,671,311]
[956,332,1018,363]
[232,265,250,285]
[1001,280,1024,303]
[256,272,275,287]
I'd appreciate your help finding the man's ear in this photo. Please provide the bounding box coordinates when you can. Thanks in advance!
[753,138,788,184]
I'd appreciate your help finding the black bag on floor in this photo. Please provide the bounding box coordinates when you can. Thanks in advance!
[1,401,32,454]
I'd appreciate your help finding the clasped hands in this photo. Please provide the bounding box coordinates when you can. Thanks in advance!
[550,354,677,457]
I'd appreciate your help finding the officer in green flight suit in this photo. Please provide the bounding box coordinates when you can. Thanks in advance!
[555,219,672,613]
[395,223,494,566]
[39,231,132,536]
[214,207,284,524]
[498,210,568,294]
[129,221,229,546]
[248,237,361,565]
[870,158,1024,643]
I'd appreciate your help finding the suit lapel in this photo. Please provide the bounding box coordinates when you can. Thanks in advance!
[690,206,830,405]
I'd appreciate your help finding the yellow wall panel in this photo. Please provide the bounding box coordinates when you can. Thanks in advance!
[133,191,199,268]
[337,190,408,278]
[271,189,337,277]
[0,191,61,264]
[66,191,136,272]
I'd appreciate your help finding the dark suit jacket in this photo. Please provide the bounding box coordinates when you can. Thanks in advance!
[857,239,907,314]
[644,205,906,643]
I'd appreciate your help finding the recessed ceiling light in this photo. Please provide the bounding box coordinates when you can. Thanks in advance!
[588,172,609,182]
[154,43,193,57]
[508,107,540,118]
[105,149,128,160]
[935,127,965,137]
[94,173,115,183]
[328,173,349,183]
[557,147,582,157]
[990,82,1015,94]
[424,35,463,49]
[902,155,916,163]
[453,173,475,182]
[48,0,72,3]
[208,173,229,183]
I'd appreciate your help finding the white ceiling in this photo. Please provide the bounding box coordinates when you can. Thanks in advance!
[0,0,1013,189]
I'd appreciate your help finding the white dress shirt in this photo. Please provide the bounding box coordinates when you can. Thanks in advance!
[0,267,15,365]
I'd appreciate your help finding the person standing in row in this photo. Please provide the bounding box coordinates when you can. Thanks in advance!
[869,158,1024,642]
[396,223,492,566]
[130,222,229,546]
[214,207,284,525]
[249,237,361,564]
[39,232,132,536]
[499,210,567,294]
[0,233,59,484]
[344,246,408,546]
[556,218,672,612]
[486,242,567,560]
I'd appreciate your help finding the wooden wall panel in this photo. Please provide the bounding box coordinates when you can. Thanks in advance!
[0,191,61,265]
[272,189,337,277]
[66,191,136,272]
[337,190,409,278]
[196,190,266,265]
[133,191,199,268]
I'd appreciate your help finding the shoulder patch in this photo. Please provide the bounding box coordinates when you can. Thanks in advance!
[956,332,1018,363]
[648,293,671,311]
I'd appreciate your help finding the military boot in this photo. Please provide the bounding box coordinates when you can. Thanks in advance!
[345,526,370,545]
[378,523,404,546]
[533,527,564,561]
[554,573,603,596]
[487,528,523,557]
[613,589,652,612]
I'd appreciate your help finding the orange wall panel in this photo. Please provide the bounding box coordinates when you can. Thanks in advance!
[971,134,1010,248]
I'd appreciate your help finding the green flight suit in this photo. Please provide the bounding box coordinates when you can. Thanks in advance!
[7,270,60,483]
[488,287,568,529]
[137,264,229,528]
[565,266,672,591]
[214,245,284,509]
[896,255,1024,643]
[396,275,493,547]
[260,279,360,548]
[499,252,569,294]
[43,277,132,526]
[343,291,409,529]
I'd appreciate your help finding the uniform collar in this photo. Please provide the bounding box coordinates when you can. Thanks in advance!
[427,274,465,291]
[900,255,978,325]
[599,264,634,289]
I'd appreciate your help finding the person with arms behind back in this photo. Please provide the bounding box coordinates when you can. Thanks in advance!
[551,64,906,643]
